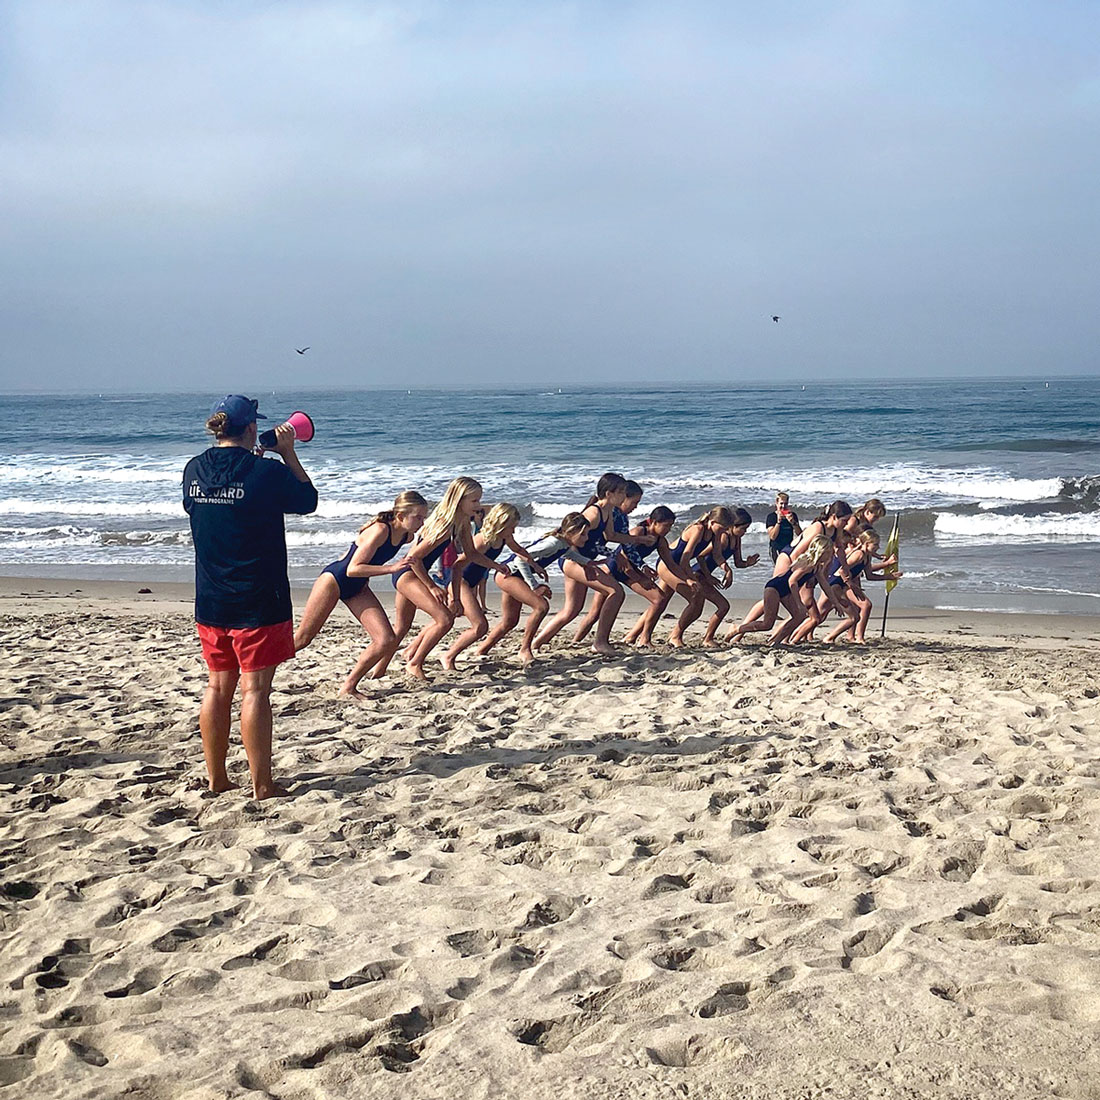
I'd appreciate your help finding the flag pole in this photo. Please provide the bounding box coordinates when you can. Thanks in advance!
[880,513,901,639]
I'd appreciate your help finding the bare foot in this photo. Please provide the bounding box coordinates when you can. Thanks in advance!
[405,663,428,681]
[209,777,238,795]
[519,649,535,666]
[337,687,373,706]
[591,641,615,656]
[634,637,653,649]
[441,655,457,671]
[253,781,291,801]
[668,633,684,648]
[702,637,719,648]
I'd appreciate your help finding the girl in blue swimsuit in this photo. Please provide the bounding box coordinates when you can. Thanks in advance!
[374,477,511,680]
[816,527,899,644]
[619,506,702,647]
[477,512,592,666]
[661,507,729,645]
[573,481,665,645]
[677,507,757,645]
[534,474,653,655]
[294,491,428,699]
[727,535,835,645]
[444,503,542,669]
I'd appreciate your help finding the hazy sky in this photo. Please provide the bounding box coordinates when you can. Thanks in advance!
[2,1,1098,392]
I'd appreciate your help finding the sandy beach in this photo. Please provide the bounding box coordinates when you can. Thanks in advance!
[2,579,1100,1098]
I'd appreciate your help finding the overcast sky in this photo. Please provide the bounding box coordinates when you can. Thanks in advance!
[2,1,1097,392]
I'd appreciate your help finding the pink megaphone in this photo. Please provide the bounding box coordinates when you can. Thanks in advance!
[258,411,315,448]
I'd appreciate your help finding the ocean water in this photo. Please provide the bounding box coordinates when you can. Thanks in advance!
[2,379,1099,614]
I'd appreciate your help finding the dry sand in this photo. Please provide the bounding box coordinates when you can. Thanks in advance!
[2,579,1100,1099]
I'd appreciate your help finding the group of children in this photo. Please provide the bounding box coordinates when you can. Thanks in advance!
[294,474,900,697]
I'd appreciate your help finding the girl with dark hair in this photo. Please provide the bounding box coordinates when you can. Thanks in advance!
[621,506,702,647]
[573,481,664,645]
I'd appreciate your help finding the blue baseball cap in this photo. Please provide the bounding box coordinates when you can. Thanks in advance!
[211,394,267,433]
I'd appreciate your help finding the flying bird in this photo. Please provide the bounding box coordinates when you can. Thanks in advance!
[296,346,310,355]
[771,316,781,323]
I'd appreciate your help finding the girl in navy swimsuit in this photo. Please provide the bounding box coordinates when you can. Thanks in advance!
[294,491,427,699]
[620,506,702,647]
[679,507,758,645]
[374,477,511,680]
[573,481,665,646]
[727,535,835,645]
[534,473,654,655]
[444,503,541,669]
[660,507,728,646]
[477,512,592,665]
[815,527,899,644]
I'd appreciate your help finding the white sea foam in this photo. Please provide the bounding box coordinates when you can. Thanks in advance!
[934,512,1100,542]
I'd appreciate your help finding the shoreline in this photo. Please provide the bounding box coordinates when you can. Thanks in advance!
[3,574,1098,647]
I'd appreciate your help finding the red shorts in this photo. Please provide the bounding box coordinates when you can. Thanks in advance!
[197,620,295,673]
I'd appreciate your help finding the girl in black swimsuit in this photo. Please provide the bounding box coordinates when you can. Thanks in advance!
[534,473,653,655]
[678,507,758,645]
[294,491,428,699]
[621,506,702,647]
[374,477,511,681]
[727,535,834,645]
[444,503,542,669]
[477,512,591,666]
[573,481,665,646]
[660,507,730,646]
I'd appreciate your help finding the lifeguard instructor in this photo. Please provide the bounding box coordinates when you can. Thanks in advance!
[183,395,317,800]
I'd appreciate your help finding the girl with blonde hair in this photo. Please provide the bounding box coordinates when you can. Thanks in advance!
[373,477,511,680]
[659,506,728,645]
[444,503,540,668]
[727,535,835,645]
[294,491,428,698]
[817,528,900,644]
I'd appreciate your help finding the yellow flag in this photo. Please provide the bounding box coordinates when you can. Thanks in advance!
[884,514,901,595]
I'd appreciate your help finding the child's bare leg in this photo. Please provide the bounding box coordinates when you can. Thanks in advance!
[294,574,341,651]
[770,596,806,645]
[341,595,398,697]
[727,596,768,642]
[592,576,625,654]
[369,590,416,678]
[670,581,704,646]
[533,571,588,650]
[443,585,489,669]
[573,591,605,643]
[479,591,521,656]
[701,588,730,645]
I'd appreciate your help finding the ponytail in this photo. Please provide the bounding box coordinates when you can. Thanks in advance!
[360,490,427,534]
[814,499,853,524]
[584,472,627,509]
[548,511,590,541]
[689,505,735,529]
[205,411,234,439]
